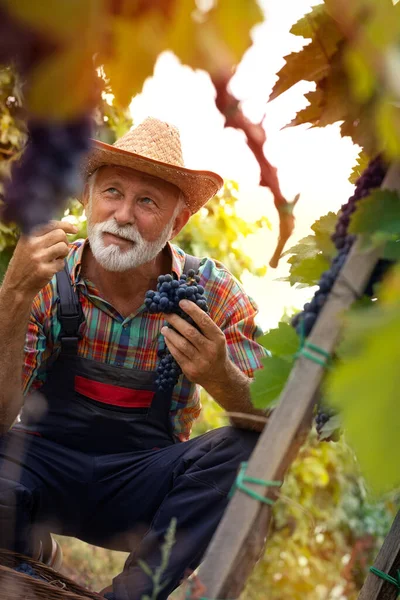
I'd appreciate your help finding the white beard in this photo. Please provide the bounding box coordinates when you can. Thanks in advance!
[87,218,174,272]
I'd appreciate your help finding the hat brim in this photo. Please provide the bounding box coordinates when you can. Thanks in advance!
[83,139,224,213]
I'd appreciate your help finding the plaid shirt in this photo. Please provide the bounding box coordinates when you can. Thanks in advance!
[23,240,268,441]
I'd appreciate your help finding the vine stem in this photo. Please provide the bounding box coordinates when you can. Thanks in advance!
[211,73,299,268]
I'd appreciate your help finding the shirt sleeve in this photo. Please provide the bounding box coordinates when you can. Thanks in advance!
[203,259,269,378]
[22,283,55,396]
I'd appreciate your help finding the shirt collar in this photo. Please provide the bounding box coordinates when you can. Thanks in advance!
[70,239,185,285]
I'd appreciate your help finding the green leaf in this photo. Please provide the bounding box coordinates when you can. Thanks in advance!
[283,213,336,287]
[344,48,376,102]
[383,240,400,260]
[349,189,400,237]
[257,322,299,359]
[251,356,293,410]
[349,151,370,184]
[376,99,400,159]
[288,253,331,287]
[311,212,338,256]
[327,303,400,493]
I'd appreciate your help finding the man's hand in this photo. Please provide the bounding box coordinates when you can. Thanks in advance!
[161,299,229,388]
[3,220,78,300]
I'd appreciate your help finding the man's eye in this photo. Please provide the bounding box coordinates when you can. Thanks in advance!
[105,187,119,194]
[140,197,155,205]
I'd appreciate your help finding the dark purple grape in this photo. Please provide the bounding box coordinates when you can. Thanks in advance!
[3,116,93,233]
[289,155,392,440]
[145,268,209,391]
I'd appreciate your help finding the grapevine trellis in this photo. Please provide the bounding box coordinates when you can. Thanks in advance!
[195,163,400,600]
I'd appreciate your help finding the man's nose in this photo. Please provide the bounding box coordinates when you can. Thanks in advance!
[113,200,135,226]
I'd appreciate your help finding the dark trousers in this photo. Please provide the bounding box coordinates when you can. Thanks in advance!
[0,427,258,599]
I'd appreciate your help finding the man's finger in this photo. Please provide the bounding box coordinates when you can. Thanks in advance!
[32,220,78,237]
[161,326,196,360]
[178,300,218,340]
[164,337,190,372]
[163,313,206,351]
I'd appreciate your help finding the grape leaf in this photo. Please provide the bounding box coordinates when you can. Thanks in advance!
[167,0,263,75]
[327,302,400,493]
[27,47,97,118]
[251,356,293,410]
[349,189,400,237]
[285,89,324,128]
[282,213,336,287]
[383,240,400,260]
[257,322,299,359]
[269,8,342,101]
[349,151,370,184]
[286,53,349,129]
[311,212,337,256]
[290,4,328,39]
[288,254,331,287]
[103,14,164,108]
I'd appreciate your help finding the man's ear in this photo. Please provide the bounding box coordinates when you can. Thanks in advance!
[81,181,90,209]
[170,206,191,240]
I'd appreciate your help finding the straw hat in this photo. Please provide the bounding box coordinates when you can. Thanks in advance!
[84,117,224,213]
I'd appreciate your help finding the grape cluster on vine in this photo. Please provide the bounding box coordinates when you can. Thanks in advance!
[144,269,209,392]
[292,156,388,338]
[291,156,390,439]
[2,117,92,234]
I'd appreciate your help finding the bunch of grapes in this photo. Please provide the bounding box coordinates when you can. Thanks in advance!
[2,117,92,233]
[291,155,388,338]
[144,269,208,392]
[291,156,390,438]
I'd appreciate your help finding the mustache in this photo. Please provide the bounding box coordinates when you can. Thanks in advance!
[95,220,143,243]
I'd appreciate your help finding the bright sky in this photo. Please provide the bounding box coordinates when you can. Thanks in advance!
[129,0,360,330]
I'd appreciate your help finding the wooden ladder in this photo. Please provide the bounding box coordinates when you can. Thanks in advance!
[195,163,400,600]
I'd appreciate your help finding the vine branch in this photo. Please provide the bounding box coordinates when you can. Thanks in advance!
[212,73,299,268]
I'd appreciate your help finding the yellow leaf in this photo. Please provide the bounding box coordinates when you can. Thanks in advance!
[344,48,376,102]
[27,47,97,119]
[376,99,400,158]
[103,15,164,108]
[167,0,263,75]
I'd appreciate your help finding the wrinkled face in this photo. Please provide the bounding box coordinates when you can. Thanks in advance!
[84,165,190,272]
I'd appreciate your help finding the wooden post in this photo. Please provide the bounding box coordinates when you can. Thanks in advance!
[358,510,400,600]
[196,163,400,600]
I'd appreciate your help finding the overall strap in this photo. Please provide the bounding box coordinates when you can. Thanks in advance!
[183,254,201,275]
[56,263,83,356]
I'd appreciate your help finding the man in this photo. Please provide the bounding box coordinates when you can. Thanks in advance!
[0,117,268,599]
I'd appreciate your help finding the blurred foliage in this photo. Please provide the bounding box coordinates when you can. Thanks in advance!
[0,0,263,119]
[327,263,400,494]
